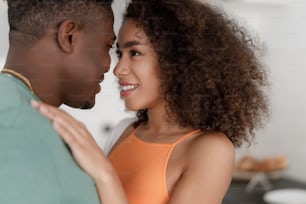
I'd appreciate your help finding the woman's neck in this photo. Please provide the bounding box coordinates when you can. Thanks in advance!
[142,106,194,138]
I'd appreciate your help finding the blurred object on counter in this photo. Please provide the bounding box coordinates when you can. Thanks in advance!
[263,188,306,204]
[224,178,306,204]
[233,155,288,192]
[236,155,288,172]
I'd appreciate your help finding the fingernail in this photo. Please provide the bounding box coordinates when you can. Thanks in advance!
[31,100,40,108]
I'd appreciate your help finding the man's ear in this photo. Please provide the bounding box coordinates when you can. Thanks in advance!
[57,20,79,53]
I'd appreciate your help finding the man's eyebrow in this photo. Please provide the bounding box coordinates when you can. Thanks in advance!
[116,40,142,49]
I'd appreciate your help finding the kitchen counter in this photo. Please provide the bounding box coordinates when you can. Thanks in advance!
[223,177,306,204]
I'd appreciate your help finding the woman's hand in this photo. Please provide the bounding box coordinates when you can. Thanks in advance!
[32,100,129,204]
[31,100,109,180]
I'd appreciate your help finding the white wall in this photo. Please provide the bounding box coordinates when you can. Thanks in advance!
[1,0,306,181]
[218,0,306,181]
[0,2,8,59]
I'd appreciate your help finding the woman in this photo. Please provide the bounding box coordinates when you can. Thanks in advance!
[32,0,269,203]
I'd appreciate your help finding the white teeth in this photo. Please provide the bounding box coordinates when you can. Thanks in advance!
[120,84,139,91]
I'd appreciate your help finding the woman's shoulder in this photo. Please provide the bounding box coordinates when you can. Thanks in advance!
[186,130,235,164]
[193,131,233,148]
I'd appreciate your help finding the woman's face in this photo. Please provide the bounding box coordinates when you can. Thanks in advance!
[114,19,163,111]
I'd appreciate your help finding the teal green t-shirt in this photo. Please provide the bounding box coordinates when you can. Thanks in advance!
[0,74,100,204]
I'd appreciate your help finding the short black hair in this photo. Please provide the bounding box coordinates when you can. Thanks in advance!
[6,0,113,44]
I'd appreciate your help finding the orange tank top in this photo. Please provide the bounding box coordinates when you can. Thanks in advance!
[108,129,201,204]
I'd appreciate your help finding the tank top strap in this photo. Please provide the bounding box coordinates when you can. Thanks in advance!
[173,129,202,145]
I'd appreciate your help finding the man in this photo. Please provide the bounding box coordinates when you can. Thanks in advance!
[0,0,115,203]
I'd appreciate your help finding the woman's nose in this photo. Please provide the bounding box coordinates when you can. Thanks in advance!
[113,58,130,77]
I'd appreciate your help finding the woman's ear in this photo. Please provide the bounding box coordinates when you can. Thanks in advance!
[57,20,78,53]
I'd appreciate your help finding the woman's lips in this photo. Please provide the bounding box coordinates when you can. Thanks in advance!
[119,82,139,97]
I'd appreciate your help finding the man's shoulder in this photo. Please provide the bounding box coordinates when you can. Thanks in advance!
[0,75,23,104]
[0,75,47,127]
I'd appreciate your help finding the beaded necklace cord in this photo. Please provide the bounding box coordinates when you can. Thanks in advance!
[1,68,34,93]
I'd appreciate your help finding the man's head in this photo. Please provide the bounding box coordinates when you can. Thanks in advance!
[7,0,113,45]
[5,0,116,109]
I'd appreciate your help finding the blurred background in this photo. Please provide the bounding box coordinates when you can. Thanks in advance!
[1,0,305,184]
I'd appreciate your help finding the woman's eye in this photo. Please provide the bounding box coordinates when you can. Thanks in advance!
[130,50,140,57]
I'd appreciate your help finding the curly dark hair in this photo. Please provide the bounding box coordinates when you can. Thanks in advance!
[125,0,269,147]
[6,0,113,44]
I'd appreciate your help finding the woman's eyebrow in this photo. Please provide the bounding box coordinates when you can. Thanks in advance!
[117,40,142,49]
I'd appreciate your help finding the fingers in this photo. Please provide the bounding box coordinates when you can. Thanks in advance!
[31,100,90,143]
[31,100,57,120]
[31,100,108,179]
[31,100,77,125]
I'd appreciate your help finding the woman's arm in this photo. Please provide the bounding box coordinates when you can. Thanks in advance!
[31,100,129,204]
[168,133,235,204]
